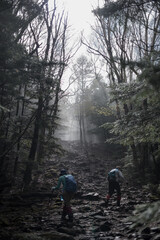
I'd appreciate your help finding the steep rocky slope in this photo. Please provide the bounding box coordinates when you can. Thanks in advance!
[0,142,160,240]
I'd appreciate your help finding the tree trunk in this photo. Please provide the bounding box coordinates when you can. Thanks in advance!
[23,96,43,188]
[131,143,139,169]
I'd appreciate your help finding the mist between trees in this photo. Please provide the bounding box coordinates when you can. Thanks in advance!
[0,0,160,194]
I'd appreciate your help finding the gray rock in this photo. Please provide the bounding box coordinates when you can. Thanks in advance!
[94,215,107,221]
[141,233,152,240]
[41,231,75,240]
[153,234,160,240]
[141,227,151,234]
[94,221,112,232]
[81,192,100,201]
[151,228,160,234]
[58,226,76,236]
[12,233,43,240]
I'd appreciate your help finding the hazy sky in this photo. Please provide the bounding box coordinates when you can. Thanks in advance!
[63,0,101,33]
[49,0,103,35]
[49,0,105,88]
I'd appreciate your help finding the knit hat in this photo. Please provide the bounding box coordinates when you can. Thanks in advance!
[60,169,67,176]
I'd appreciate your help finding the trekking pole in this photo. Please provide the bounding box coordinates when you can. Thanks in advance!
[60,194,64,202]
[48,189,54,206]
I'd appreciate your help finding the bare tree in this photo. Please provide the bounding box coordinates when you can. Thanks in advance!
[23,0,73,187]
[71,55,93,147]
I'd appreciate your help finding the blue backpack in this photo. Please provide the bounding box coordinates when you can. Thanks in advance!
[65,175,77,193]
[108,169,118,181]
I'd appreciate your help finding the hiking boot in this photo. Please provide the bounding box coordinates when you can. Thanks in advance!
[68,213,73,222]
[117,200,120,206]
[61,216,66,221]
[61,205,67,221]
[105,199,109,207]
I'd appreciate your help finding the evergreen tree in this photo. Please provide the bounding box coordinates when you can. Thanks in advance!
[90,0,160,182]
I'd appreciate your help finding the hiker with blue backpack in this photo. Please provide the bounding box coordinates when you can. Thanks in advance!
[51,169,77,222]
[105,167,127,207]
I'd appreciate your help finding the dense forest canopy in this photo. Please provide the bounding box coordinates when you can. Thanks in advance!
[0,0,160,193]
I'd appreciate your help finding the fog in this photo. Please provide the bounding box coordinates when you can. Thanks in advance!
[55,101,102,144]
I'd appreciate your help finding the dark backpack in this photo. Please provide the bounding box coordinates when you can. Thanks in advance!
[65,175,77,193]
[108,170,117,181]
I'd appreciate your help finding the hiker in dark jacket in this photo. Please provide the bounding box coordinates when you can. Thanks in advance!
[52,169,77,222]
[106,167,126,206]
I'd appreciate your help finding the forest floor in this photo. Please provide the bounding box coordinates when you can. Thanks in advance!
[0,141,160,240]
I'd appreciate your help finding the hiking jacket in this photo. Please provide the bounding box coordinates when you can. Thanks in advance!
[108,168,125,183]
[54,174,77,193]
[55,175,66,191]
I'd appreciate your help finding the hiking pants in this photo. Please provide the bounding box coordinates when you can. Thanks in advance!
[63,191,74,207]
[62,191,74,219]
[107,180,121,201]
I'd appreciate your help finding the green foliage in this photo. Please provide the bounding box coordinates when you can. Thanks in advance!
[92,0,160,230]
[127,201,160,228]
[84,79,116,140]
[139,60,160,91]
[92,106,115,117]
[143,184,160,198]
[104,78,160,146]
[93,0,160,183]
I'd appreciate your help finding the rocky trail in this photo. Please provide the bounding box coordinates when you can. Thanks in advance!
[0,142,160,240]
